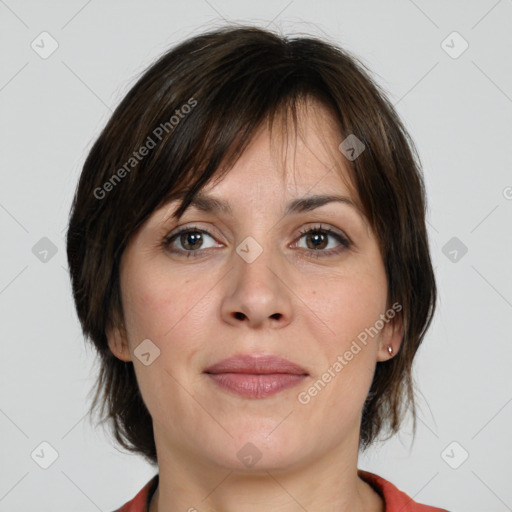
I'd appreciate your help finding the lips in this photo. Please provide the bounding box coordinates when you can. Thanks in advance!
[203,354,309,399]
[203,354,308,376]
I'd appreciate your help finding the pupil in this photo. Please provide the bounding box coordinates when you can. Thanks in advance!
[183,232,202,249]
[309,232,326,249]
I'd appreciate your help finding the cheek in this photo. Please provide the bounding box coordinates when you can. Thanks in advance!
[303,269,387,346]
[295,268,386,407]
[121,265,215,361]
[121,276,171,342]
[122,269,209,413]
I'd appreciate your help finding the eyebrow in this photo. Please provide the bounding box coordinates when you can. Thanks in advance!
[176,192,360,217]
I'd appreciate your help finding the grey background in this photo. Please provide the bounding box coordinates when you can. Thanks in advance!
[1,1,511,511]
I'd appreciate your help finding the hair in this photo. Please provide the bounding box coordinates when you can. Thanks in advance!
[66,24,437,465]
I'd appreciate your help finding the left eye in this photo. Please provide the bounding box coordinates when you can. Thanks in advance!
[294,226,350,254]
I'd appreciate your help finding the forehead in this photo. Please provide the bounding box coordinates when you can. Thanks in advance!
[199,100,358,203]
[153,97,365,224]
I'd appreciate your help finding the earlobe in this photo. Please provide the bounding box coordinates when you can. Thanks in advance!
[106,325,132,362]
[377,313,403,362]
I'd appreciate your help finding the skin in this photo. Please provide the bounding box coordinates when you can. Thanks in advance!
[108,99,403,512]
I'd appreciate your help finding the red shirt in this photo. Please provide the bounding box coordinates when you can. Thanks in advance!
[113,470,449,511]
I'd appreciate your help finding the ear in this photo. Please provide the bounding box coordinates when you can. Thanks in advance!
[376,310,403,362]
[106,324,132,362]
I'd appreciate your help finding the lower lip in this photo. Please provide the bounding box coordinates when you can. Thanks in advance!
[206,373,307,398]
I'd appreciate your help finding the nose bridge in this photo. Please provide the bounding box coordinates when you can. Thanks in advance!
[221,230,292,327]
[235,232,281,298]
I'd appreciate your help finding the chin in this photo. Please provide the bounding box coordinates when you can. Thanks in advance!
[210,424,308,472]
[212,446,305,475]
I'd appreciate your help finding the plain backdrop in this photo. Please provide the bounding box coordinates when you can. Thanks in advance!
[1,1,511,511]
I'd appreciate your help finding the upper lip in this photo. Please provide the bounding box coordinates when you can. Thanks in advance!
[204,354,308,375]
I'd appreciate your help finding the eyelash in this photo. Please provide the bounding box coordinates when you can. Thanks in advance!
[163,224,351,259]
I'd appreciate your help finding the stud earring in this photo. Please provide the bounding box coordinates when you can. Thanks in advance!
[387,345,393,356]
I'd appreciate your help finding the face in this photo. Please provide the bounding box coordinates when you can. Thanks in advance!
[108,100,402,473]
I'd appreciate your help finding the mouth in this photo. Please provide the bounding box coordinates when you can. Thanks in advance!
[203,354,309,399]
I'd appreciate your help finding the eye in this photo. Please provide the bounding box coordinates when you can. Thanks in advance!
[294,224,351,258]
[163,223,351,259]
[163,225,222,258]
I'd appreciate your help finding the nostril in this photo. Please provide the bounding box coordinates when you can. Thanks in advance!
[270,313,282,320]
[234,312,246,320]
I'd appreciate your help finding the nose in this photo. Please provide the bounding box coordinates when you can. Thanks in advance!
[220,241,293,329]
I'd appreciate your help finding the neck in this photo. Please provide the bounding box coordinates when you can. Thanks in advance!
[148,426,383,512]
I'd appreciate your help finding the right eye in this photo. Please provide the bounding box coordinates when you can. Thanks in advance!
[163,225,222,257]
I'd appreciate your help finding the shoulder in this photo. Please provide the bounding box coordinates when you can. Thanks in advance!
[358,469,450,512]
[111,474,159,512]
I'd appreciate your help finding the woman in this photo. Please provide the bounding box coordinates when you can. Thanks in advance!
[66,25,448,512]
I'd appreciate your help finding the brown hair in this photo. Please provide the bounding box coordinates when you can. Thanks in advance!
[66,24,436,464]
